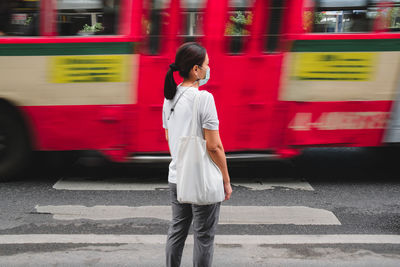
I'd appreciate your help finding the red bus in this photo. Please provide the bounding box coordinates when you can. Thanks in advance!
[0,0,400,180]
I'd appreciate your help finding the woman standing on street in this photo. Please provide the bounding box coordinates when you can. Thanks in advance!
[162,42,232,267]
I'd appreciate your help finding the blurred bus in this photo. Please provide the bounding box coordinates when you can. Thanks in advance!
[0,0,400,180]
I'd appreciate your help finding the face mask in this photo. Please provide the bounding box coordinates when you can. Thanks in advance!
[197,66,210,86]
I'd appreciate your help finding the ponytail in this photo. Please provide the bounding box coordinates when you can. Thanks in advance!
[164,63,179,100]
[164,42,206,100]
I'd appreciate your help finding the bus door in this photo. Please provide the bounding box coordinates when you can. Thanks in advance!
[280,0,398,148]
[134,0,175,153]
[134,0,206,153]
[204,0,288,152]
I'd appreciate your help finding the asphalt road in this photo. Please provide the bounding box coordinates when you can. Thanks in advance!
[0,147,399,266]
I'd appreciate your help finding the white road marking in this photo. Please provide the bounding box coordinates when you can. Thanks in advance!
[53,178,170,191]
[1,234,400,245]
[53,177,314,191]
[233,179,314,191]
[35,205,340,225]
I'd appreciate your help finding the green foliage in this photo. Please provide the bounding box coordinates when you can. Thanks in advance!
[389,7,400,27]
[24,16,32,26]
[314,12,324,24]
[81,23,104,33]
[225,11,253,35]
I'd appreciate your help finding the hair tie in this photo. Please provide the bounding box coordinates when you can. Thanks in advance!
[169,63,179,72]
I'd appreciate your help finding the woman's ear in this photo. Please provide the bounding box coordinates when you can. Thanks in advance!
[190,65,198,78]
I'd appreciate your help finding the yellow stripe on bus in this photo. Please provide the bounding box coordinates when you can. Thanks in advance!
[50,55,130,84]
[291,52,376,81]
[280,51,400,101]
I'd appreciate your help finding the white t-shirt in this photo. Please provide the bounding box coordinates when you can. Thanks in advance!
[162,84,219,184]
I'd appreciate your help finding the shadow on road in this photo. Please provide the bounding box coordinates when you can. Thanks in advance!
[5,147,400,183]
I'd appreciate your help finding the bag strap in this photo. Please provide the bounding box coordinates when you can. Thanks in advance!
[167,87,190,121]
[190,91,200,136]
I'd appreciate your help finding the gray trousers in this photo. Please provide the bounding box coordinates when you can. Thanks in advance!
[166,182,221,267]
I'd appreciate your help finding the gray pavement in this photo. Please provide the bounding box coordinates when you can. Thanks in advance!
[0,147,399,266]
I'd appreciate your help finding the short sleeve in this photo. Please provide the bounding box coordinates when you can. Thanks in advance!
[162,98,168,129]
[199,92,219,130]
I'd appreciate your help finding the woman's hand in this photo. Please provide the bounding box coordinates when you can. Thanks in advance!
[224,182,232,201]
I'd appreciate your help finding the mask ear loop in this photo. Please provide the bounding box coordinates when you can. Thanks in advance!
[195,65,203,83]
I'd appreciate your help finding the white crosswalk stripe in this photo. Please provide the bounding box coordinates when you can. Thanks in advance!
[47,178,334,227]
[53,177,314,191]
[4,177,354,250]
[1,234,400,245]
[35,205,341,225]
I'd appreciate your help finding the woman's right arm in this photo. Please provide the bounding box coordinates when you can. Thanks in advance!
[204,129,232,200]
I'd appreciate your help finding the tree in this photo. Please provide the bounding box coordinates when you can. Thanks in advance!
[303,11,324,32]
[225,11,253,35]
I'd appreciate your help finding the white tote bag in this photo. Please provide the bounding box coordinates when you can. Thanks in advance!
[176,91,225,205]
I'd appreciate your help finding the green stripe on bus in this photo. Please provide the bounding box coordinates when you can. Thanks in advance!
[292,39,400,52]
[0,42,135,56]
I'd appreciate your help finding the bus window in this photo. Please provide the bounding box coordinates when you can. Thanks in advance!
[57,0,120,36]
[225,0,254,54]
[311,0,375,33]
[264,0,286,53]
[143,0,168,55]
[179,0,206,43]
[0,0,40,36]
[370,0,400,32]
[143,0,204,54]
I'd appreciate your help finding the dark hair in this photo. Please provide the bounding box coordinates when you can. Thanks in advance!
[164,42,206,100]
